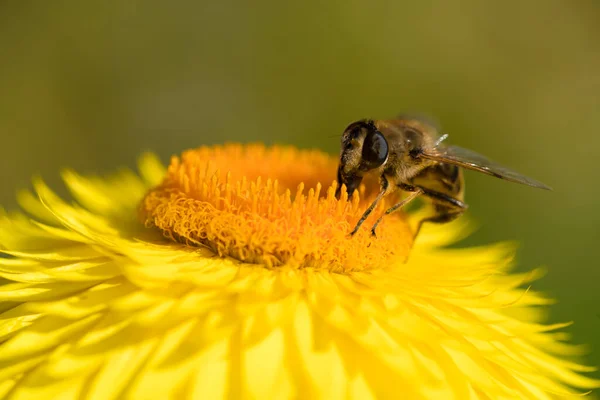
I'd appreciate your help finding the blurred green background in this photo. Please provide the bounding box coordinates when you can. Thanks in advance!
[1,1,599,369]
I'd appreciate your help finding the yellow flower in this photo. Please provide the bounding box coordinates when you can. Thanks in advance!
[0,143,597,399]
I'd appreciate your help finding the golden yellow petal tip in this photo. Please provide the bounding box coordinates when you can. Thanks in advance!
[140,143,414,271]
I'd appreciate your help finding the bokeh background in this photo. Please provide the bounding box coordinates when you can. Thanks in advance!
[1,1,599,370]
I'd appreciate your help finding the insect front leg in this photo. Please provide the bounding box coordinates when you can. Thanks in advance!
[370,187,424,237]
[412,188,468,240]
[350,174,389,236]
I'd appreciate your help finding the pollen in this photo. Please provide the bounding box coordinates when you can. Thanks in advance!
[140,144,413,271]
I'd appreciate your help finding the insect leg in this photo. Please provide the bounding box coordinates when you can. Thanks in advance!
[370,188,424,237]
[350,175,389,236]
[412,188,468,239]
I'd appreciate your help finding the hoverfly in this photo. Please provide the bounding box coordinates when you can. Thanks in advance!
[335,117,551,237]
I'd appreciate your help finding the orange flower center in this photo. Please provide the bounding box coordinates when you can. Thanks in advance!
[140,144,413,271]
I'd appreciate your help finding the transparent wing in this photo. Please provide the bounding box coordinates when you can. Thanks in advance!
[396,113,441,131]
[421,145,552,190]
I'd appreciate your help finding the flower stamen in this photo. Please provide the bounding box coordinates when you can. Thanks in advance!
[140,144,413,271]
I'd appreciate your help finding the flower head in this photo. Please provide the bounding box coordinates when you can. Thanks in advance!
[0,144,597,399]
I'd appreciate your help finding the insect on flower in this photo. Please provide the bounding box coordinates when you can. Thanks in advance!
[335,116,552,237]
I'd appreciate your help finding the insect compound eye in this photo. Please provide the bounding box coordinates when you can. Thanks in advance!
[361,130,388,169]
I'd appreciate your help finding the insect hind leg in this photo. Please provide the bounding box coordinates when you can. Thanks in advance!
[412,188,468,240]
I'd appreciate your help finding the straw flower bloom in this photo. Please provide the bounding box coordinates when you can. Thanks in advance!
[0,144,597,399]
